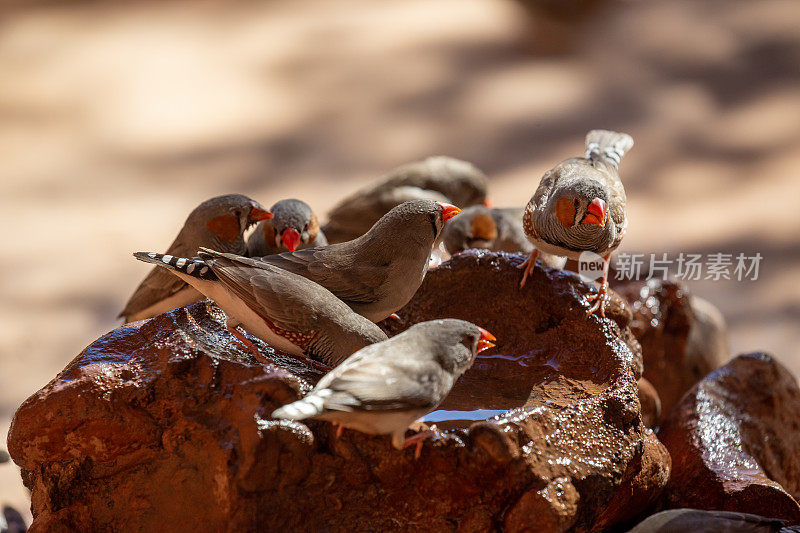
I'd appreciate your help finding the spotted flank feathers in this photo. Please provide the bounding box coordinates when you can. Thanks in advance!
[584,129,634,169]
[272,389,334,420]
[133,252,217,280]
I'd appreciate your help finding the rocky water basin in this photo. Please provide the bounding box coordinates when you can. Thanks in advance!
[8,250,799,531]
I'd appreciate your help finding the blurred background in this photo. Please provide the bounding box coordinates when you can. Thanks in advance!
[1,0,799,521]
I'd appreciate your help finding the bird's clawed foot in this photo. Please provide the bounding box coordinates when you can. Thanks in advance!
[585,283,609,318]
[226,319,270,364]
[517,249,539,288]
[401,428,436,460]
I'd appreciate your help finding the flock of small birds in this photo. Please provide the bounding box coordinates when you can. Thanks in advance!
[121,129,633,456]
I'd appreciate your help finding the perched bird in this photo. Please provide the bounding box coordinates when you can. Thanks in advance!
[627,509,788,533]
[120,194,273,323]
[323,156,488,243]
[520,129,633,317]
[254,200,462,322]
[442,205,533,255]
[272,319,496,456]
[133,249,388,368]
[247,198,327,256]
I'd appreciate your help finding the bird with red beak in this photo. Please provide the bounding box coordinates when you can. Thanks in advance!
[272,319,494,459]
[520,130,633,318]
[252,199,461,322]
[120,194,272,322]
[247,199,327,257]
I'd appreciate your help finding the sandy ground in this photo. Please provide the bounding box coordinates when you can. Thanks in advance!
[1,0,799,521]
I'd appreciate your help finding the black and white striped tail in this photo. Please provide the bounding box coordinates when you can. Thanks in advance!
[133,252,217,280]
[584,129,634,170]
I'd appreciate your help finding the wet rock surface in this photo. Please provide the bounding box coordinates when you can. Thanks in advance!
[614,279,729,422]
[658,353,800,522]
[8,251,668,531]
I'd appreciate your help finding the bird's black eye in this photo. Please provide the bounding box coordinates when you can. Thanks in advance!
[427,211,438,235]
[234,209,242,217]
[573,199,579,208]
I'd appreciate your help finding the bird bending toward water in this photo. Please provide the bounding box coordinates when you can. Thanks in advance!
[272,319,495,457]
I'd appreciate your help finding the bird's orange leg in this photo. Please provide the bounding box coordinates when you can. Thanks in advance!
[517,249,539,288]
[401,429,436,460]
[336,424,344,438]
[226,319,270,364]
[585,254,611,318]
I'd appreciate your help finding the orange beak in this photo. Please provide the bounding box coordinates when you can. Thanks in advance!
[437,202,461,222]
[249,203,274,222]
[477,327,496,353]
[483,198,492,208]
[582,197,607,227]
[281,228,301,252]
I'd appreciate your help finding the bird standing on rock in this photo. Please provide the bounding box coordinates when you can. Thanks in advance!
[254,200,462,322]
[133,249,387,368]
[247,199,327,256]
[323,156,487,243]
[120,194,273,323]
[520,129,633,317]
[272,319,496,457]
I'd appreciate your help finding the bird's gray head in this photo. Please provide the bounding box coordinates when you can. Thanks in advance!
[421,156,489,208]
[538,164,614,252]
[266,199,319,252]
[367,199,462,247]
[405,319,496,374]
[441,205,497,254]
[182,194,272,250]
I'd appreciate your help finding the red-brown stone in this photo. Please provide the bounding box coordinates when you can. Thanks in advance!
[614,279,729,421]
[658,352,800,522]
[8,251,670,531]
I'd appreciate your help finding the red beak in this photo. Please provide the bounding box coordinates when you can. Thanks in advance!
[582,198,607,227]
[477,327,496,353]
[483,198,492,208]
[281,228,301,252]
[249,203,274,222]
[437,202,462,222]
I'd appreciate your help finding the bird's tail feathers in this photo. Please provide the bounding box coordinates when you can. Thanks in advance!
[271,390,332,420]
[133,252,217,280]
[585,129,633,169]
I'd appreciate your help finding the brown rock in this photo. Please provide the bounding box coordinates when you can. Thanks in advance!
[638,378,661,428]
[9,251,669,531]
[592,429,672,529]
[658,352,800,522]
[614,279,729,421]
[504,477,579,533]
